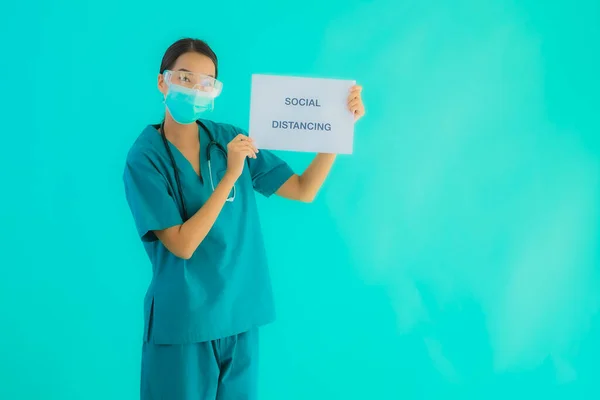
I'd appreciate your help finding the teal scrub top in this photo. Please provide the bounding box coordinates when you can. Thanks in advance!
[123,119,295,345]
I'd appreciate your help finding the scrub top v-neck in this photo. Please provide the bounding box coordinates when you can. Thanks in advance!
[123,118,295,345]
[164,124,211,207]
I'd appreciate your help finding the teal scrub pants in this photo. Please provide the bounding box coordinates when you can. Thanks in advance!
[141,329,259,400]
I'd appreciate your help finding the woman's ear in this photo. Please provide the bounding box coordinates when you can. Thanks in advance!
[157,73,168,96]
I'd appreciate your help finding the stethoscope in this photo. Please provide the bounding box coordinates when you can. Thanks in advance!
[160,120,236,221]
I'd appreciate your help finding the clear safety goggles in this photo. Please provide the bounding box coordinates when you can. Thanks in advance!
[163,70,223,97]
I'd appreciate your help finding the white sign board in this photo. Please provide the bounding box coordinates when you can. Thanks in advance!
[248,74,356,154]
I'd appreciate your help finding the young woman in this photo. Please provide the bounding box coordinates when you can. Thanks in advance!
[123,38,365,400]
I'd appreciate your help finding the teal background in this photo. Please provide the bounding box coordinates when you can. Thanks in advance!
[1,0,599,399]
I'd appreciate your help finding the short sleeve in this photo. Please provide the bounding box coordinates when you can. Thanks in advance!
[246,148,295,197]
[123,155,183,242]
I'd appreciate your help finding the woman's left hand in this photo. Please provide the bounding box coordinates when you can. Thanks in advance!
[348,84,365,122]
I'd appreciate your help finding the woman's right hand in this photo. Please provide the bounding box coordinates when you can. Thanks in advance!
[226,134,258,179]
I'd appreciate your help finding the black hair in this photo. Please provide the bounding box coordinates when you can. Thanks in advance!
[159,38,218,78]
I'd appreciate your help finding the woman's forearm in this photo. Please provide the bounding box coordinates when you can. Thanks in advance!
[155,173,237,259]
[298,153,336,201]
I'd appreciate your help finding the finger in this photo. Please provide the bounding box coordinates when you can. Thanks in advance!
[233,143,257,158]
[237,135,259,153]
[241,147,256,159]
[232,134,252,145]
[348,86,362,100]
[230,136,258,154]
[350,102,365,115]
[243,143,258,158]
[233,141,256,151]
[348,86,361,96]
[355,102,366,113]
[248,139,259,153]
[348,98,362,110]
[348,97,361,106]
[347,93,361,103]
[348,87,362,100]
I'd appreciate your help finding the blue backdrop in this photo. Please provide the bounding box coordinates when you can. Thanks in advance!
[1,0,599,399]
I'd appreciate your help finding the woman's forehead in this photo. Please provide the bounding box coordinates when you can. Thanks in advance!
[171,52,216,76]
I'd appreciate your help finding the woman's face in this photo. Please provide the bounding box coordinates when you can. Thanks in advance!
[158,51,216,96]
